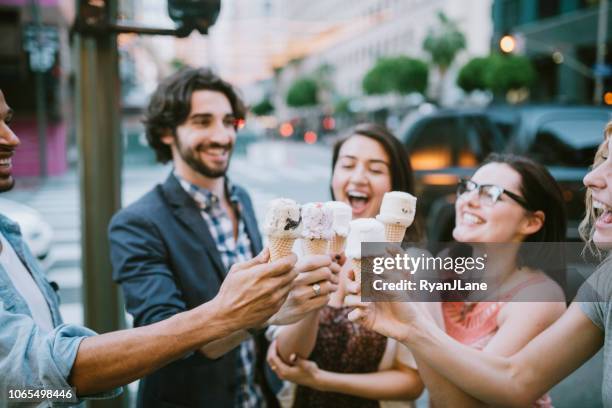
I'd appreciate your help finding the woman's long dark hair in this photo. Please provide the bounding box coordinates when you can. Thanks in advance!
[482,153,567,284]
[331,122,422,243]
[482,153,567,242]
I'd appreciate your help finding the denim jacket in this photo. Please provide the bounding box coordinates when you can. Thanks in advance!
[0,214,121,406]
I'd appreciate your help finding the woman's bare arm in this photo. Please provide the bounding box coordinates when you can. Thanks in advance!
[403,303,603,407]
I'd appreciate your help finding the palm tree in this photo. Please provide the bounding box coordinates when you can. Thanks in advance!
[423,11,466,103]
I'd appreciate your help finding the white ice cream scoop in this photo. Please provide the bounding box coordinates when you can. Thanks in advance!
[345,218,386,260]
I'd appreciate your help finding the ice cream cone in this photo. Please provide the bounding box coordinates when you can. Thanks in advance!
[302,238,329,255]
[352,258,362,284]
[268,236,296,261]
[384,223,407,243]
[329,234,347,254]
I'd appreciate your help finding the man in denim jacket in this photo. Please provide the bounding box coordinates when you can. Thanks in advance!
[0,89,300,405]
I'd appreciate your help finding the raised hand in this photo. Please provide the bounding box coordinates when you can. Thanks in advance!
[268,254,340,326]
[214,248,298,331]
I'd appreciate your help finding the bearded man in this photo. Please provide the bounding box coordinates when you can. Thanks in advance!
[109,68,337,408]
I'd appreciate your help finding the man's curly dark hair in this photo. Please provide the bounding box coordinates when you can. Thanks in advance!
[143,68,247,163]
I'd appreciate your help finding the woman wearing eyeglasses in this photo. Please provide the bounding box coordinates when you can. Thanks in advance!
[351,153,568,407]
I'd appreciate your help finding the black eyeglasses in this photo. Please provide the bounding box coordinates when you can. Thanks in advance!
[457,179,532,210]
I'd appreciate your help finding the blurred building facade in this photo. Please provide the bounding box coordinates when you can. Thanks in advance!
[0,0,74,177]
[493,0,612,104]
[269,0,493,119]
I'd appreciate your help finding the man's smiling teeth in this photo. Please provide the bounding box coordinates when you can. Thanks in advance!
[463,213,484,225]
[0,158,11,166]
[203,147,227,155]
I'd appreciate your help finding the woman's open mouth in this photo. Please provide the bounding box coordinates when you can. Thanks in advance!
[347,190,370,215]
[594,200,612,227]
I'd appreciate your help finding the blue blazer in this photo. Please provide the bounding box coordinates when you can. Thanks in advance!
[109,173,264,408]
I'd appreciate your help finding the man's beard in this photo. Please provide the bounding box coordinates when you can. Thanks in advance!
[176,138,233,179]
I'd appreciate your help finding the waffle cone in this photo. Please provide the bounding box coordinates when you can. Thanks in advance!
[352,258,362,284]
[302,238,329,255]
[268,237,296,261]
[384,223,407,243]
[329,234,347,254]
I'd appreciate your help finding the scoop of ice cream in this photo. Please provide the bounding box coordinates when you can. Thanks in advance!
[263,198,302,238]
[376,191,417,226]
[325,201,352,237]
[345,218,386,259]
[301,202,333,240]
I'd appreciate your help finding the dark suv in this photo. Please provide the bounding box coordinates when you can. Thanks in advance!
[399,105,612,242]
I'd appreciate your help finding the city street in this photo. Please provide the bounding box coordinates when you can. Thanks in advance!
[3,140,332,325]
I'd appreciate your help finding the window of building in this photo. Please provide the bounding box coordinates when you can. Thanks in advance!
[538,0,560,18]
[500,0,520,32]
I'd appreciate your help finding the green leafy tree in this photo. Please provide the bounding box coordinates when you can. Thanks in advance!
[313,63,336,108]
[334,97,351,115]
[286,78,318,107]
[362,56,428,95]
[251,98,274,116]
[423,11,466,100]
[485,54,536,94]
[457,56,492,93]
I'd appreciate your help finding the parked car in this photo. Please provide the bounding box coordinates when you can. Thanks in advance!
[398,105,612,243]
[0,198,53,261]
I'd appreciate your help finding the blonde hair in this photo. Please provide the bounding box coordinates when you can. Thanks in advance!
[579,120,612,256]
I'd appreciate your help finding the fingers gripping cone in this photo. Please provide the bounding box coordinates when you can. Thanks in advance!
[352,257,362,285]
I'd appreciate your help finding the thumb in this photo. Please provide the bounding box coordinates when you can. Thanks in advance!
[230,248,270,273]
[348,308,367,325]
[293,357,310,368]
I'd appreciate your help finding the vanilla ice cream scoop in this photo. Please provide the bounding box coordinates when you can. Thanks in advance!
[263,198,302,239]
[376,191,417,226]
[345,218,386,259]
[301,202,333,240]
[325,201,352,237]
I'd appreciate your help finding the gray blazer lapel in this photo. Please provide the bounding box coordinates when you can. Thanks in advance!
[236,191,263,256]
[161,174,227,281]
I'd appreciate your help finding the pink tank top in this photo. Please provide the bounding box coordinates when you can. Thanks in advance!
[442,276,553,408]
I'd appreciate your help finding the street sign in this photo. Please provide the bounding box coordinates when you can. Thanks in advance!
[23,24,59,72]
[593,63,612,78]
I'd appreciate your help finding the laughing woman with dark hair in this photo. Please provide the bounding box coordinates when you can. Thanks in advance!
[267,123,424,408]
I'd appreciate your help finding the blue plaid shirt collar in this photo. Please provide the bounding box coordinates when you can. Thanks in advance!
[173,171,240,212]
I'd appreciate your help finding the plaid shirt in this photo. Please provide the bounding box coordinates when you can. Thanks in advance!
[176,174,265,408]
